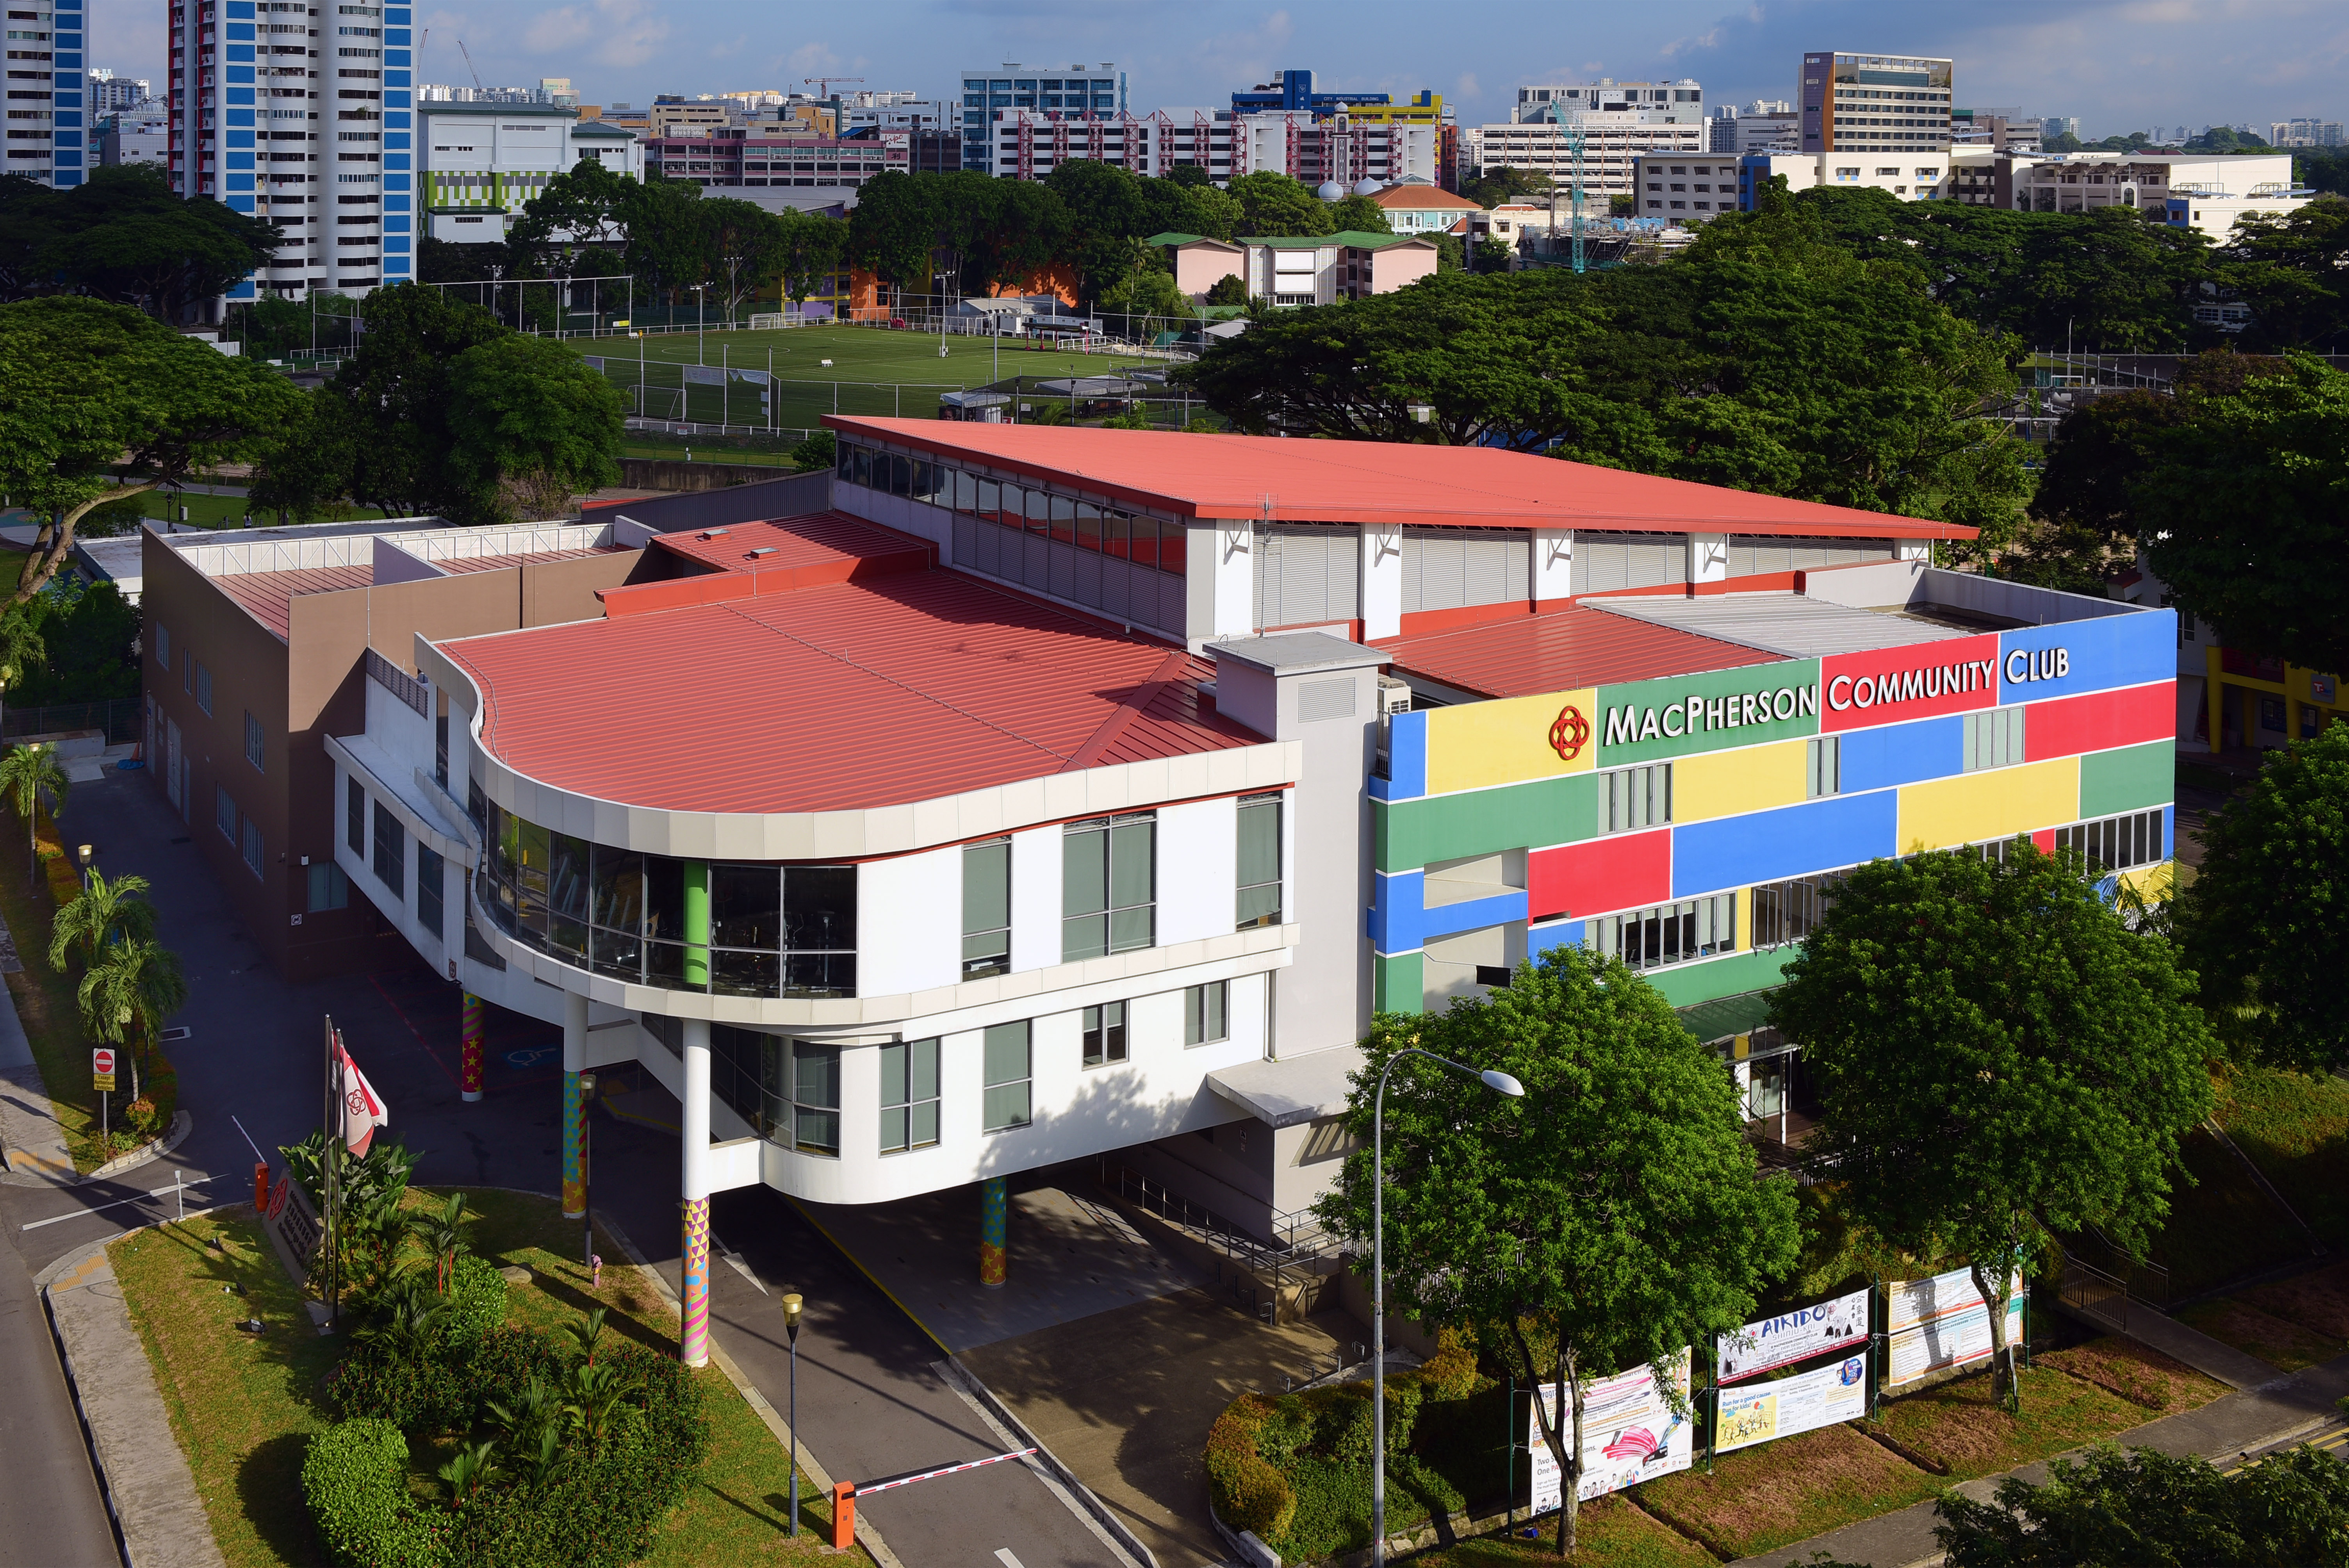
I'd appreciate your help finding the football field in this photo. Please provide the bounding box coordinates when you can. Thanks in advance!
[570,323,1187,435]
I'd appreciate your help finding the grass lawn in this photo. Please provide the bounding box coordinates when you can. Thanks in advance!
[2175,1297,2340,1372]
[2236,1259,2349,1342]
[0,801,118,1172]
[574,323,1195,432]
[1633,1422,1943,1561]
[1869,1361,2205,1480]
[2034,1337,2229,1414]
[1404,1494,1715,1568]
[113,1188,838,1568]
[2212,1065,2349,1253]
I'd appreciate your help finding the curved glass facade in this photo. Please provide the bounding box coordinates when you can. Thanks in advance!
[474,798,856,998]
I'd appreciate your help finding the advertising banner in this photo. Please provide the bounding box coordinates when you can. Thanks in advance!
[1886,1266,2024,1386]
[1528,1349,1693,1512]
[1718,1286,1870,1384]
[1715,1352,1871,1454]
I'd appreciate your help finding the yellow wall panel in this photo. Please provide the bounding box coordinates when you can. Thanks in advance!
[1676,738,1809,824]
[1426,687,1597,795]
[1896,757,2080,853]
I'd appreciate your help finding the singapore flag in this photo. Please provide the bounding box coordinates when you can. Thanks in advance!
[336,1040,389,1158]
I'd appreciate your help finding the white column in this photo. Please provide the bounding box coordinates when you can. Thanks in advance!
[1360,525,1403,640]
[680,1018,711,1202]
[1213,519,1255,639]
[1533,527,1574,604]
[562,990,588,1076]
[1689,533,1729,586]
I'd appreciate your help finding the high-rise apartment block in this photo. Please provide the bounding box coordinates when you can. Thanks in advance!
[8,0,86,187]
[1514,80,1705,123]
[1471,79,1706,203]
[1708,101,1798,155]
[959,63,1125,171]
[89,68,152,113]
[169,0,417,302]
[1799,52,1953,154]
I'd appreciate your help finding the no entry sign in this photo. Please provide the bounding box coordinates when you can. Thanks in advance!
[92,1048,116,1093]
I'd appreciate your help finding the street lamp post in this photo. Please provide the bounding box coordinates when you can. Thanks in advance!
[693,284,709,365]
[782,1292,805,1535]
[1371,1049,1524,1566]
[578,1071,598,1276]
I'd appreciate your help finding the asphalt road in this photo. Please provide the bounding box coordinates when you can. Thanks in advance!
[0,770,1137,1568]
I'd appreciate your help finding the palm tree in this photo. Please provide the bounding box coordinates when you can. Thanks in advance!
[75,934,187,1113]
[0,741,67,889]
[49,867,158,973]
[409,1191,471,1293]
[0,604,44,747]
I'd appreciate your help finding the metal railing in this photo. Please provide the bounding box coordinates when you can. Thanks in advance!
[364,648,428,718]
[1099,1159,1337,1321]
[2058,1253,2135,1330]
[2060,1233,2173,1326]
[2,697,142,746]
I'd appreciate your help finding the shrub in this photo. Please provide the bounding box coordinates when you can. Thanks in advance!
[439,1255,506,1349]
[1206,1393,1296,1541]
[301,1418,451,1568]
[326,1341,469,1433]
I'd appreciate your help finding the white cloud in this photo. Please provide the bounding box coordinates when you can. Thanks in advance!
[524,0,670,68]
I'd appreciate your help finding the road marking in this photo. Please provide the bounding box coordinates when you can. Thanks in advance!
[713,1233,768,1295]
[994,1552,1025,1568]
[20,1174,222,1231]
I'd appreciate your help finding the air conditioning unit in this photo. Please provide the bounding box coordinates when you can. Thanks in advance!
[1376,677,1413,715]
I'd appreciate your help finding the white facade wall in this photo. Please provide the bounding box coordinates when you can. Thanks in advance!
[420,106,642,243]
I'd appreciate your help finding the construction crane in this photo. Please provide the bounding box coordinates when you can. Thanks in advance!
[802,77,865,100]
[1568,123,1588,274]
[457,37,484,92]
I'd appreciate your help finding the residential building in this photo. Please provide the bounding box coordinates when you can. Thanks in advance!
[1799,52,1954,154]
[169,0,418,303]
[1368,180,1481,236]
[1228,109,1446,188]
[1708,101,1798,155]
[640,129,901,197]
[1951,107,2036,153]
[648,98,730,138]
[1240,232,1438,305]
[1514,79,1704,124]
[1233,68,1390,117]
[98,100,168,167]
[421,102,641,244]
[418,83,570,106]
[2269,118,2344,148]
[7,0,86,188]
[973,105,1446,188]
[87,67,148,113]
[1722,151,1955,215]
[314,417,2170,1368]
[958,63,1126,172]
[2041,116,2080,142]
[1469,113,1706,204]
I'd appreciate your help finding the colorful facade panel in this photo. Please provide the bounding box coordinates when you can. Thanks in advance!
[1675,738,1809,824]
[1529,829,1672,923]
[1895,757,2081,855]
[1819,634,2000,733]
[1595,661,1823,767]
[1375,772,1597,874]
[1668,791,1900,901]
[1422,688,1598,795]
[1995,613,2175,705]
[2025,682,2176,763]
[1839,713,1964,793]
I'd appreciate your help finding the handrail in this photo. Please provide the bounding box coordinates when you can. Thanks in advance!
[364,647,428,718]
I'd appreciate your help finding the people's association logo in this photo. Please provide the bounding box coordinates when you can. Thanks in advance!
[1549,703,1591,761]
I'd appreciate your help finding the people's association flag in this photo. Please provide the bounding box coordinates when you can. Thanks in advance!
[336,1039,388,1157]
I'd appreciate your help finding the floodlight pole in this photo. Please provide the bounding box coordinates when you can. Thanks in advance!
[1371,1049,1523,1566]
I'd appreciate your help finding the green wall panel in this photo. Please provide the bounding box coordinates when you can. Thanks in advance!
[1596,659,1821,766]
[1641,946,1798,1007]
[2079,740,2173,819]
[1375,773,1599,872]
[1375,951,1424,1014]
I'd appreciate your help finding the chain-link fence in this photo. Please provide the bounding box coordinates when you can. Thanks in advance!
[3,697,141,745]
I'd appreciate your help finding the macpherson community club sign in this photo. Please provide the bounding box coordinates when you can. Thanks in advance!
[1595,634,2080,761]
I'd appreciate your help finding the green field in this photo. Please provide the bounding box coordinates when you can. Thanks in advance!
[571,323,1200,435]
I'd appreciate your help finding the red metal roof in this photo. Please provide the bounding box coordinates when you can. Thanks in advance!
[434,547,620,575]
[213,565,375,640]
[824,418,1978,540]
[1377,604,1777,699]
[605,513,933,617]
[442,569,1265,816]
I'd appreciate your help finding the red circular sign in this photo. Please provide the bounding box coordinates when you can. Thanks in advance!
[1549,703,1591,761]
[92,1048,114,1070]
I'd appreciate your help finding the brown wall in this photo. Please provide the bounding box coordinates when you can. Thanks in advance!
[616,458,806,493]
[140,534,639,984]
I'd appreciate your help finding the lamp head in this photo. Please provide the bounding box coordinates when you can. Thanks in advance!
[782,1292,804,1334]
[578,1071,597,1100]
[77,843,93,867]
[1481,1070,1526,1098]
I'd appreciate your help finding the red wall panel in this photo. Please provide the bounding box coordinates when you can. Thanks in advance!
[1819,633,2001,734]
[2024,681,2174,762]
[1529,829,1672,922]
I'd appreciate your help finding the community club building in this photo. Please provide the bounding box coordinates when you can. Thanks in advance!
[331,422,2175,1363]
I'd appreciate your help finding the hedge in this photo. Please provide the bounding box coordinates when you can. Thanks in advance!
[301,1418,452,1568]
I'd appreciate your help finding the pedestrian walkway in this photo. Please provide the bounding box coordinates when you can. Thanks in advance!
[0,939,75,1187]
[1725,1347,2349,1568]
[2066,1296,2286,1390]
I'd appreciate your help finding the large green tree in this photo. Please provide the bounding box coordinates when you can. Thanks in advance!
[0,164,282,319]
[443,335,625,521]
[847,170,944,291]
[1932,1443,2349,1567]
[0,297,306,603]
[1227,171,1333,237]
[1769,843,2215,1408]
[1316,947,1800,1559]
[1044,160,1158,303]
[2173,722,2349,1071]
[2132,354,2349,676]
[694,197,786,320]
[774,208,849,309]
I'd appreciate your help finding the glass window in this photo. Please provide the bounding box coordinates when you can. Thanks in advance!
[417,844,444,940]
[2055,808,2165,873]
[1589,894,1736,969]
[1963,706,2024,771]
[548,831,590,956]
[976,477,1001,521]
[1126,513,1157,569]
[245,711,264,771]
[982,1021,1031,1131]
[962,837,1011,978]
[1235,793,1281,929]
[195,660,212,715]
[154,624,169,671]
[1049,491,1076,544]
[434,707,448,789]
[240,817,264,878]
[881,1037,940,1152]
[783,865,857,998]
[953,469,977,513]
[589,845,646,980]
[711,862,781,949]
[1602,763,1673,833]
[211,784,232,841]
[1062,813,1155,961]
[513,816,548,935]
[1082,1001,1128,1067]
[1156,517,1186,575]
[791,1041,841,1154]
[1750,871,1845,947]
[1074,501,1103,553]
[711,1024,785,1142]
[1806,736,1840,798]
[308,861,349,912]
[346,776,364,853]
[1185,981,1228,1046]
[372,800,405,896]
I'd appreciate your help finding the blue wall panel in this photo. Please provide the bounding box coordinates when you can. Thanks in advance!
[1998,611,2175,705]
[1670,789,1900,899]
[1839,713,1962,794]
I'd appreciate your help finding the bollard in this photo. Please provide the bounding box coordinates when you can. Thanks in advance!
[831,1482,855,1550]
[253,1161,269,1209]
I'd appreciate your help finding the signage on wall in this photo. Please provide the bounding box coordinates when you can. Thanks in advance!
[1818,633,2000,734]
[1595,660,1824,766]
[1549,703,1590,760]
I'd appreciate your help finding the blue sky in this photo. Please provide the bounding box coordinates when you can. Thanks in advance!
[92,0,2347,136]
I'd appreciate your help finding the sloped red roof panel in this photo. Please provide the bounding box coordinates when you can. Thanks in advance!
[1376,604,1777,700]
[212,564,375,640]
[824,419,1977,540]
[443,569,1264,815]
[650,513,927,574]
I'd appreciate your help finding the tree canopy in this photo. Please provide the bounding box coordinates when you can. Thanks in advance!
[2173,722,2349,1071]
[0,164,281,319]
[1315,946,1799,1558]
[1768,843,2215,1407]
[0,297,306,602]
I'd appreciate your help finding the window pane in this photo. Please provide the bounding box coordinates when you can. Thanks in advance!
[909,1099,939,1146]
[984,1020,1029,1084]
[592,846,645,932]
[644,856,686,940]
[794,1042,841,1108]
[880,1041,908,1105]
[590,923,643,982]
[881,1105,908,1152]
[784,865,856,952]
[911,1037,939,1100]
[1064,827,1107,916]
[514,817,547,932]
[1127,514,1157,569]
[1109,905,1154,952]
[1237,802,1279,888]
[963,840,1010,935]
[1156,518,1186,574]
[713,947,779,997]
[983,1082,1031,1131]
[784,950,856,997]
[711,863,781,949]
[1109,820,1154,910]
